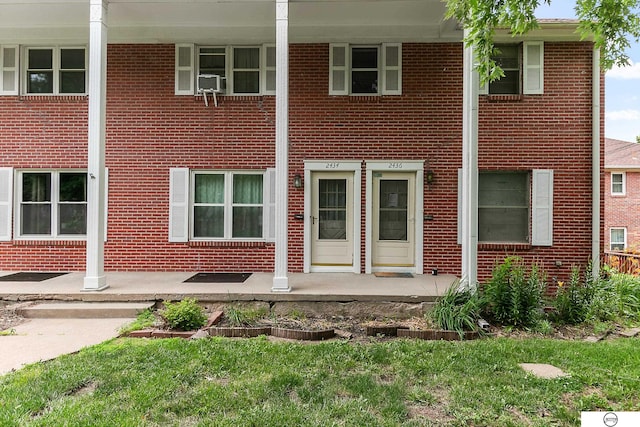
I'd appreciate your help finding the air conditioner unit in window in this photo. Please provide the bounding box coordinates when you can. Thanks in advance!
[197,74,221,107]
[198,74,221,93]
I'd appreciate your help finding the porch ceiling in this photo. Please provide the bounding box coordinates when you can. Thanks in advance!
[0,0,461,44]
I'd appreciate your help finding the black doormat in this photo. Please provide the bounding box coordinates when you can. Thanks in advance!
[0,272,68,282]
[183,273,252,283]
[374,272,413,278]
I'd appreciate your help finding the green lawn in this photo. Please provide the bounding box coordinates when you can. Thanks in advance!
[1,336,639,426]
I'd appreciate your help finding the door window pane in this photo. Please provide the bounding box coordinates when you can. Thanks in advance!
[319,179,347,240]
[378,180,407,240]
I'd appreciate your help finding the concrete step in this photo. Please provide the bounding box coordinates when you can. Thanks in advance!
[17,302,155,319]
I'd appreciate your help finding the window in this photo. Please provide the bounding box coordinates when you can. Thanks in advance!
[199,47,227,93]
[17,171,87,238]
[329,43,402,95]
[175,44,276,96]
[480,41,543,95]
[479,172,530,243]
[232,47,260,94]
[169,168,276,242]
[192,172,263,239]
[610,228,627,251]
[611,172,625,195]
[25,47,86,95]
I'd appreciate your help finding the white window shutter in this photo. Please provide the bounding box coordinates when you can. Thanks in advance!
[1,46,19,95]
[0,167,13,241]
[175,44,194,95]
[169,168,190,242]
[532,169,553,246]
[264,168,276,242]
[263,44,276,95]
[523,41,544,94]
[329,43,349,95]
[382,43,402,95]
[457,168,462,245]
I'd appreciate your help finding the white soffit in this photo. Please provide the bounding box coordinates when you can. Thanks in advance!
[0,0,461,44]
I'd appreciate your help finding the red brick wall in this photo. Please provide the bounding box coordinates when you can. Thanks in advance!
[605,170,640,250]
[0,42,603,283]
[477,42,605,283]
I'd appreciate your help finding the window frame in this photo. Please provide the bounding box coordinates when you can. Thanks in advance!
[611,172,626,196]
[329,43,402,96]
[15,170,88,240]
[610,227,627,251]
[479,41,544,95]
[478,171,531,244]
[350,45,380,95]
[190,170,266,241]
[181,44,275,96]
[22,46,87,95]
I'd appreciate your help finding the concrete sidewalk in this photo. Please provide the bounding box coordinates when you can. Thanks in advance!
[0,317,133,376]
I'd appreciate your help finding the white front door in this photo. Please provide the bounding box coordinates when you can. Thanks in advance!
[311,172,354,267]
[372,172,415,268]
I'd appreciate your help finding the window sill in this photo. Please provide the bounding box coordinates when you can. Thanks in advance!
[478,242,532,251]
[188,240,272,248]
[484,94,523,102]
[13,239,86,247]
[19,95,88,103]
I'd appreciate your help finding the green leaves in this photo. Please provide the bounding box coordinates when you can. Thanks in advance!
[445,0,640,81]
[161,298,207,331]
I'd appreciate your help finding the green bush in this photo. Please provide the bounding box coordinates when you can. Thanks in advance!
[482,256,545,328]
[430,282,482,338]
[553,265,598,324]
[161,298,207,331]
[587,272,640,322]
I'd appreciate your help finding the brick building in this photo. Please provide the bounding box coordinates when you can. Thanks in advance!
[605,138,640,251]
[0,1,604,291]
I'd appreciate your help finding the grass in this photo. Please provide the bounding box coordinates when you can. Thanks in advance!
[1,337,639,426]
[118,309,157,335]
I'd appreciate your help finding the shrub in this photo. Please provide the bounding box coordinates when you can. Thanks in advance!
[553,266,595,324]
[482,256,545,328]
[430,282,482,338]
[161,298,207,331]
[587,272,640,322]
[225,305,269,327]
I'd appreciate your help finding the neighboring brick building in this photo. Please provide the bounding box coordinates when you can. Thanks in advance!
[0,1,604,290]
[605,138,640,251]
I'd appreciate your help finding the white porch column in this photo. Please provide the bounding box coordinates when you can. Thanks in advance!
[461,29,479,289]
[592,46,601,277]
[83,0,108,291]
[272,0,291,292]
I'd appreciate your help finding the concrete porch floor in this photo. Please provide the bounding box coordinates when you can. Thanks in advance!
[0,271,457,304]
